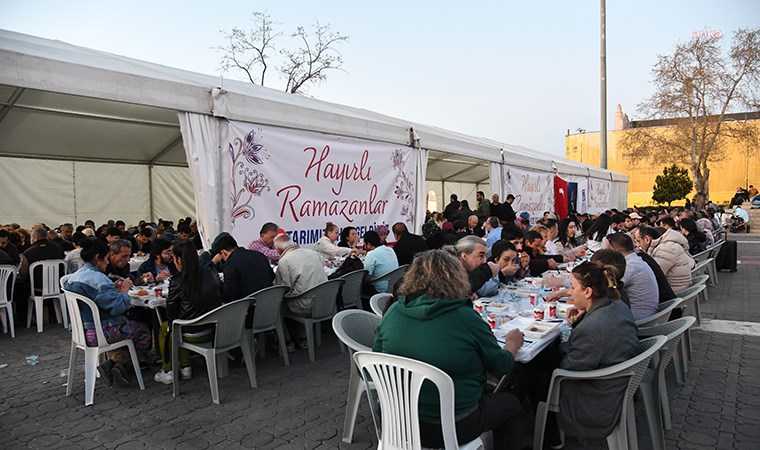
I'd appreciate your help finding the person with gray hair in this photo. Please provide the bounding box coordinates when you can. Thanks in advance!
[105,239,135,282]
[273,233,328,351]
[453,235,499,296]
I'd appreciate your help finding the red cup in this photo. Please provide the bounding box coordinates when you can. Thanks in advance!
[533,307,544,320]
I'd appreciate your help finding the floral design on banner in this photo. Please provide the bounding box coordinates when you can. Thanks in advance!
[230,129,271,226]
[391,149,414,224]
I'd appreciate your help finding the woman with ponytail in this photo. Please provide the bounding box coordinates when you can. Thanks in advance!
[521,261,641,447]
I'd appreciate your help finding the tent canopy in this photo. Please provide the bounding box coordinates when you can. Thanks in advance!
[0,29,628,228]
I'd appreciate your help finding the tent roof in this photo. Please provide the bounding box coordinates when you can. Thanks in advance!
[0,29,627,183]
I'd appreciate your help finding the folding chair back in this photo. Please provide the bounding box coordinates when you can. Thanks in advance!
[338,269,368,309]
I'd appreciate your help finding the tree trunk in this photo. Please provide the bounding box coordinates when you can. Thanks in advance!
[692,165,710,210]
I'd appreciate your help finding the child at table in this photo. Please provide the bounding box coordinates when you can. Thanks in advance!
[491,240,522,284]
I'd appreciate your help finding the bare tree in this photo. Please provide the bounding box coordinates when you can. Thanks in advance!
[619,28,760,208]
[280,23,348,94]
[218,12,280,85]
[218,13,348,94]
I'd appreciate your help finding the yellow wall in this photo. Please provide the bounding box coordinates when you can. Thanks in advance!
[566,124,760,207]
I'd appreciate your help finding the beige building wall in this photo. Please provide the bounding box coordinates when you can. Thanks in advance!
[566,124,760,207]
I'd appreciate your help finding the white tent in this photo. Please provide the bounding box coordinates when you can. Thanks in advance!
[0,29,627,243]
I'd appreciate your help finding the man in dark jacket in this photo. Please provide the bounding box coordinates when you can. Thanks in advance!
[443,194,460,221]
[391,222,428,266]
[502,194,517,225]
[212,234,275,304]
[453,200,475,224]
[16,227,65,323]
[0,229,20,266]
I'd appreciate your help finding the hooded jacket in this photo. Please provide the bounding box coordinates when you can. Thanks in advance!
[373,294,514,422]
[648,229,695,293]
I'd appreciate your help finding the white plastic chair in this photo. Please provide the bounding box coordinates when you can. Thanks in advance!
[369,293,393,317]
[0,265,17,337]
[172,297,257,404]
[332,309,381,443]
[690,258,712,282]
[635,297,685,328]
[532,335,667,450]
[675,281,707,326]
[337,269,368,310]
[249,285,291,366]
[27,259,68,332]
[62,289,145,406]
[282,279,344,363]
[638,316,697,450]
[370,264,409,293]
[353,351,485,450]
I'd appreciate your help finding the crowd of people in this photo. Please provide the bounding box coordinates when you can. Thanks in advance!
[0,193,733,448]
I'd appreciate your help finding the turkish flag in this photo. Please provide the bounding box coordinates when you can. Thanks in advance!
[554,176,569,219]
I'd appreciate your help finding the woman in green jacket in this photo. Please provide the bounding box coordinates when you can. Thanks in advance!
[373,249,524,450]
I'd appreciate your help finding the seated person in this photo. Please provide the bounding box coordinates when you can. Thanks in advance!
[64,231,87,274]
[361,230,399,300]
[154,241,222,384]
[491,240,522,284]
[64,238,152,387]
[136,238,177,284]
[523,230,559,276]
[520,261,640,447]
[246,222,281,263]
[337,226,365,255]
[315,222,353,260]
[501,225,531,279]
[273,234,328,350]
[134,227,153,256]
[373,250,524,450]
[679,218,707,255]
[452,235,499,297]
[105,239,135,282]
[391,222,428,266]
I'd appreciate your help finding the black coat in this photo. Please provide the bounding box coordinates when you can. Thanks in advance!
[0,243,19,266]
[502,202,517,223]
[167,266,222,324]
[220,247,275,303]
[393,233,428,266]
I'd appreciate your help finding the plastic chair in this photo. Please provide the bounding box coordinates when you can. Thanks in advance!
[675,282,707,326]
[638,316,697,450]
[249,285,291,366]
[689,274,710,305]
[370,264,409,294]
[690,258,712,282]
[337,269,368,310]
[704,240,724,286]
[635,297,685,328]
[353,351,485,450]
[62,289,145,406]
[671,284,705,375]
[0,265,17,337]
[370,293,393,317]
[532,335,667,450]
[27,259,68,332]
[172,297,257,404]
[691,249,710,263]
[282,279,344,363]
[332,309,381,443]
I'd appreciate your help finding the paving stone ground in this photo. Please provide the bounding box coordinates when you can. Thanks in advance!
[2,234,759,449]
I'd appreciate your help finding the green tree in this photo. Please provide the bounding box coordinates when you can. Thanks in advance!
[619,28,760,209]
[652,165,693,207]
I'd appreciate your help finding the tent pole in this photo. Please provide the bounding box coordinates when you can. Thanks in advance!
[72,162,78,225]
[148,164,155,222]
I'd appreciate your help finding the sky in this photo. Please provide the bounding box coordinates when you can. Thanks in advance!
[1,0,758,157]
